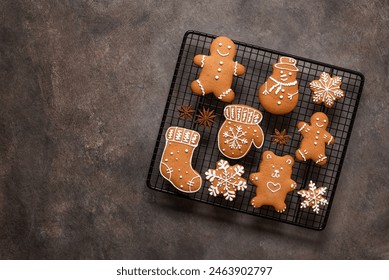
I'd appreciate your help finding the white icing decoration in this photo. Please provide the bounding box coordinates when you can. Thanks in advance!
[216,49,229,57]
[310,72,343,107]
[266,153,272,159]
[315,122,324,128]
[227,45,231,49]
[185,149,189,153]
[277,101,281,105]
[267,182,281,193]
[271,170,280,178]
[179,175,183,179]
[196,79,205,95]
[217,68,221,72]
[222,125,248,150]
[205,160,247,201]
[316,155,327,164]
[298,181,328,214]
[268,76,297,94]
[215,75,219,80]
[219,61,223,65]
[200,55,205,68]
[287,91,298,100]
[233,61,238,76]
[286,159,292,165]
[218,89,232,100]
[218,42,222,47]
[298,123,306,132]
[170,152,173,155]
[328,136,334,144]
[298,149,306,161]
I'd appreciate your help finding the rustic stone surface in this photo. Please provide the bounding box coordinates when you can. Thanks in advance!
[0,0,388,259]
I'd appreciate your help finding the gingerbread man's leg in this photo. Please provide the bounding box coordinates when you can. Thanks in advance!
[191,79,210,96]
[214,88,235,103]
[314,152,328,166]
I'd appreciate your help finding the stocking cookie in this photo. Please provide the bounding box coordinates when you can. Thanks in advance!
[190,36,246,102]
[159,126,202,193]
[258,57,300,115]
[217,104,264,159]
[205,159,247,201]
[295,112,335,165]
[249,151,297,213]
[310,72,344,108]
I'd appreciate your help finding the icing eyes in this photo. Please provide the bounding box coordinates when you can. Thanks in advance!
[288,72,292,76]
[227,45,231,49]
[280,167,283,170]
[218,42,222,47]
[316,117,320,120]
[324,119,327,123]
[272,165,275,169]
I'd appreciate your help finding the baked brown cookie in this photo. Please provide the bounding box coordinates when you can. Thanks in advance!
[258,57,300,115]
[249,151,297,213]
[217,104,264,159]
[191,36,246,102]
[295,112,335,165]
[298,180,328,214]
[159,126,202,193]
[310,72,344,108]
[205,159,247,201]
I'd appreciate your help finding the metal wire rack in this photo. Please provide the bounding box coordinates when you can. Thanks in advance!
[147,30,364,230]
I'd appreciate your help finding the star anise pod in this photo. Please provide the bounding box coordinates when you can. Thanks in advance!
[178,105,195,119]
[196,107,216,128]
[271,129,291,146]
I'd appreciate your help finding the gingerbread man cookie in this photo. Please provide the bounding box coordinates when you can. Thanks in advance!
[217,104,264,159]
[258,57,300,115]
[191,36,246,102]
[205,159,247,201]
[295,112,335,165]
[249,151,297,213]
[159,126,202,193]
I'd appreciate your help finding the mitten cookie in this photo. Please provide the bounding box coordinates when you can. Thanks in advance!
[310,72,344,108]
[159,126,202,193]
[249,151,297,213]
[190,36,246,102]
[205,159,247,201]
[295,112,335,165]
[217,104,264,159]
[258,57,300,115]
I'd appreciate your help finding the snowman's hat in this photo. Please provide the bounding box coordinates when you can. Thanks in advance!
[274,56,299,72]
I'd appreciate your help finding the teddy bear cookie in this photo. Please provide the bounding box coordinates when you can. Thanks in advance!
[249,151,297,213]
[258,57,300,115]
[159,126,202,193]
[191,36,246,102]
[205,159,247,201]
[310,72,344,108]
[217,104,264,159]
[295,112,335,165]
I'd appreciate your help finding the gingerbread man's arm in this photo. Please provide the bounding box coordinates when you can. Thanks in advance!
[233,61,246,76]
[297,121,311,137]
[323,131,335,145]
[193,54,208,68]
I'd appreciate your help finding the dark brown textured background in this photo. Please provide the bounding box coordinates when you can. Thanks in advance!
[0,0,388,259]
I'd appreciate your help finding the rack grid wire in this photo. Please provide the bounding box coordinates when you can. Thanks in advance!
[146,30,364,230]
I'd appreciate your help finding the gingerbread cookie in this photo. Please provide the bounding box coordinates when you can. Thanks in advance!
[249,151,297,213]
[295,112,335,165]
[159,126,202,193]
[258,57,300,115]
[310,72,344,108]
[297,180,328,214]
[191,36,246,102]
[205,159,247,201]
[217,104,264,159]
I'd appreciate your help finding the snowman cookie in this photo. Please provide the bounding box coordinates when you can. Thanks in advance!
[295,112,335,165]
[191,36,246,102]
[258,57,300,115]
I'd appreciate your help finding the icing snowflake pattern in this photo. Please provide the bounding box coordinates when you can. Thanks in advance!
[310,72,344,108]
[205,160,247,201]
[222,125,248,150]
[297,180,328,214]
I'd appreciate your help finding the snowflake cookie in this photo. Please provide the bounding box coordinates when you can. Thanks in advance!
[310,72,344,108]
[297,180,328,214]
[205,159,247,201]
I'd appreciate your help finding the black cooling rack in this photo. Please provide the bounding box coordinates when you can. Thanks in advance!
[147,30,364,230]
